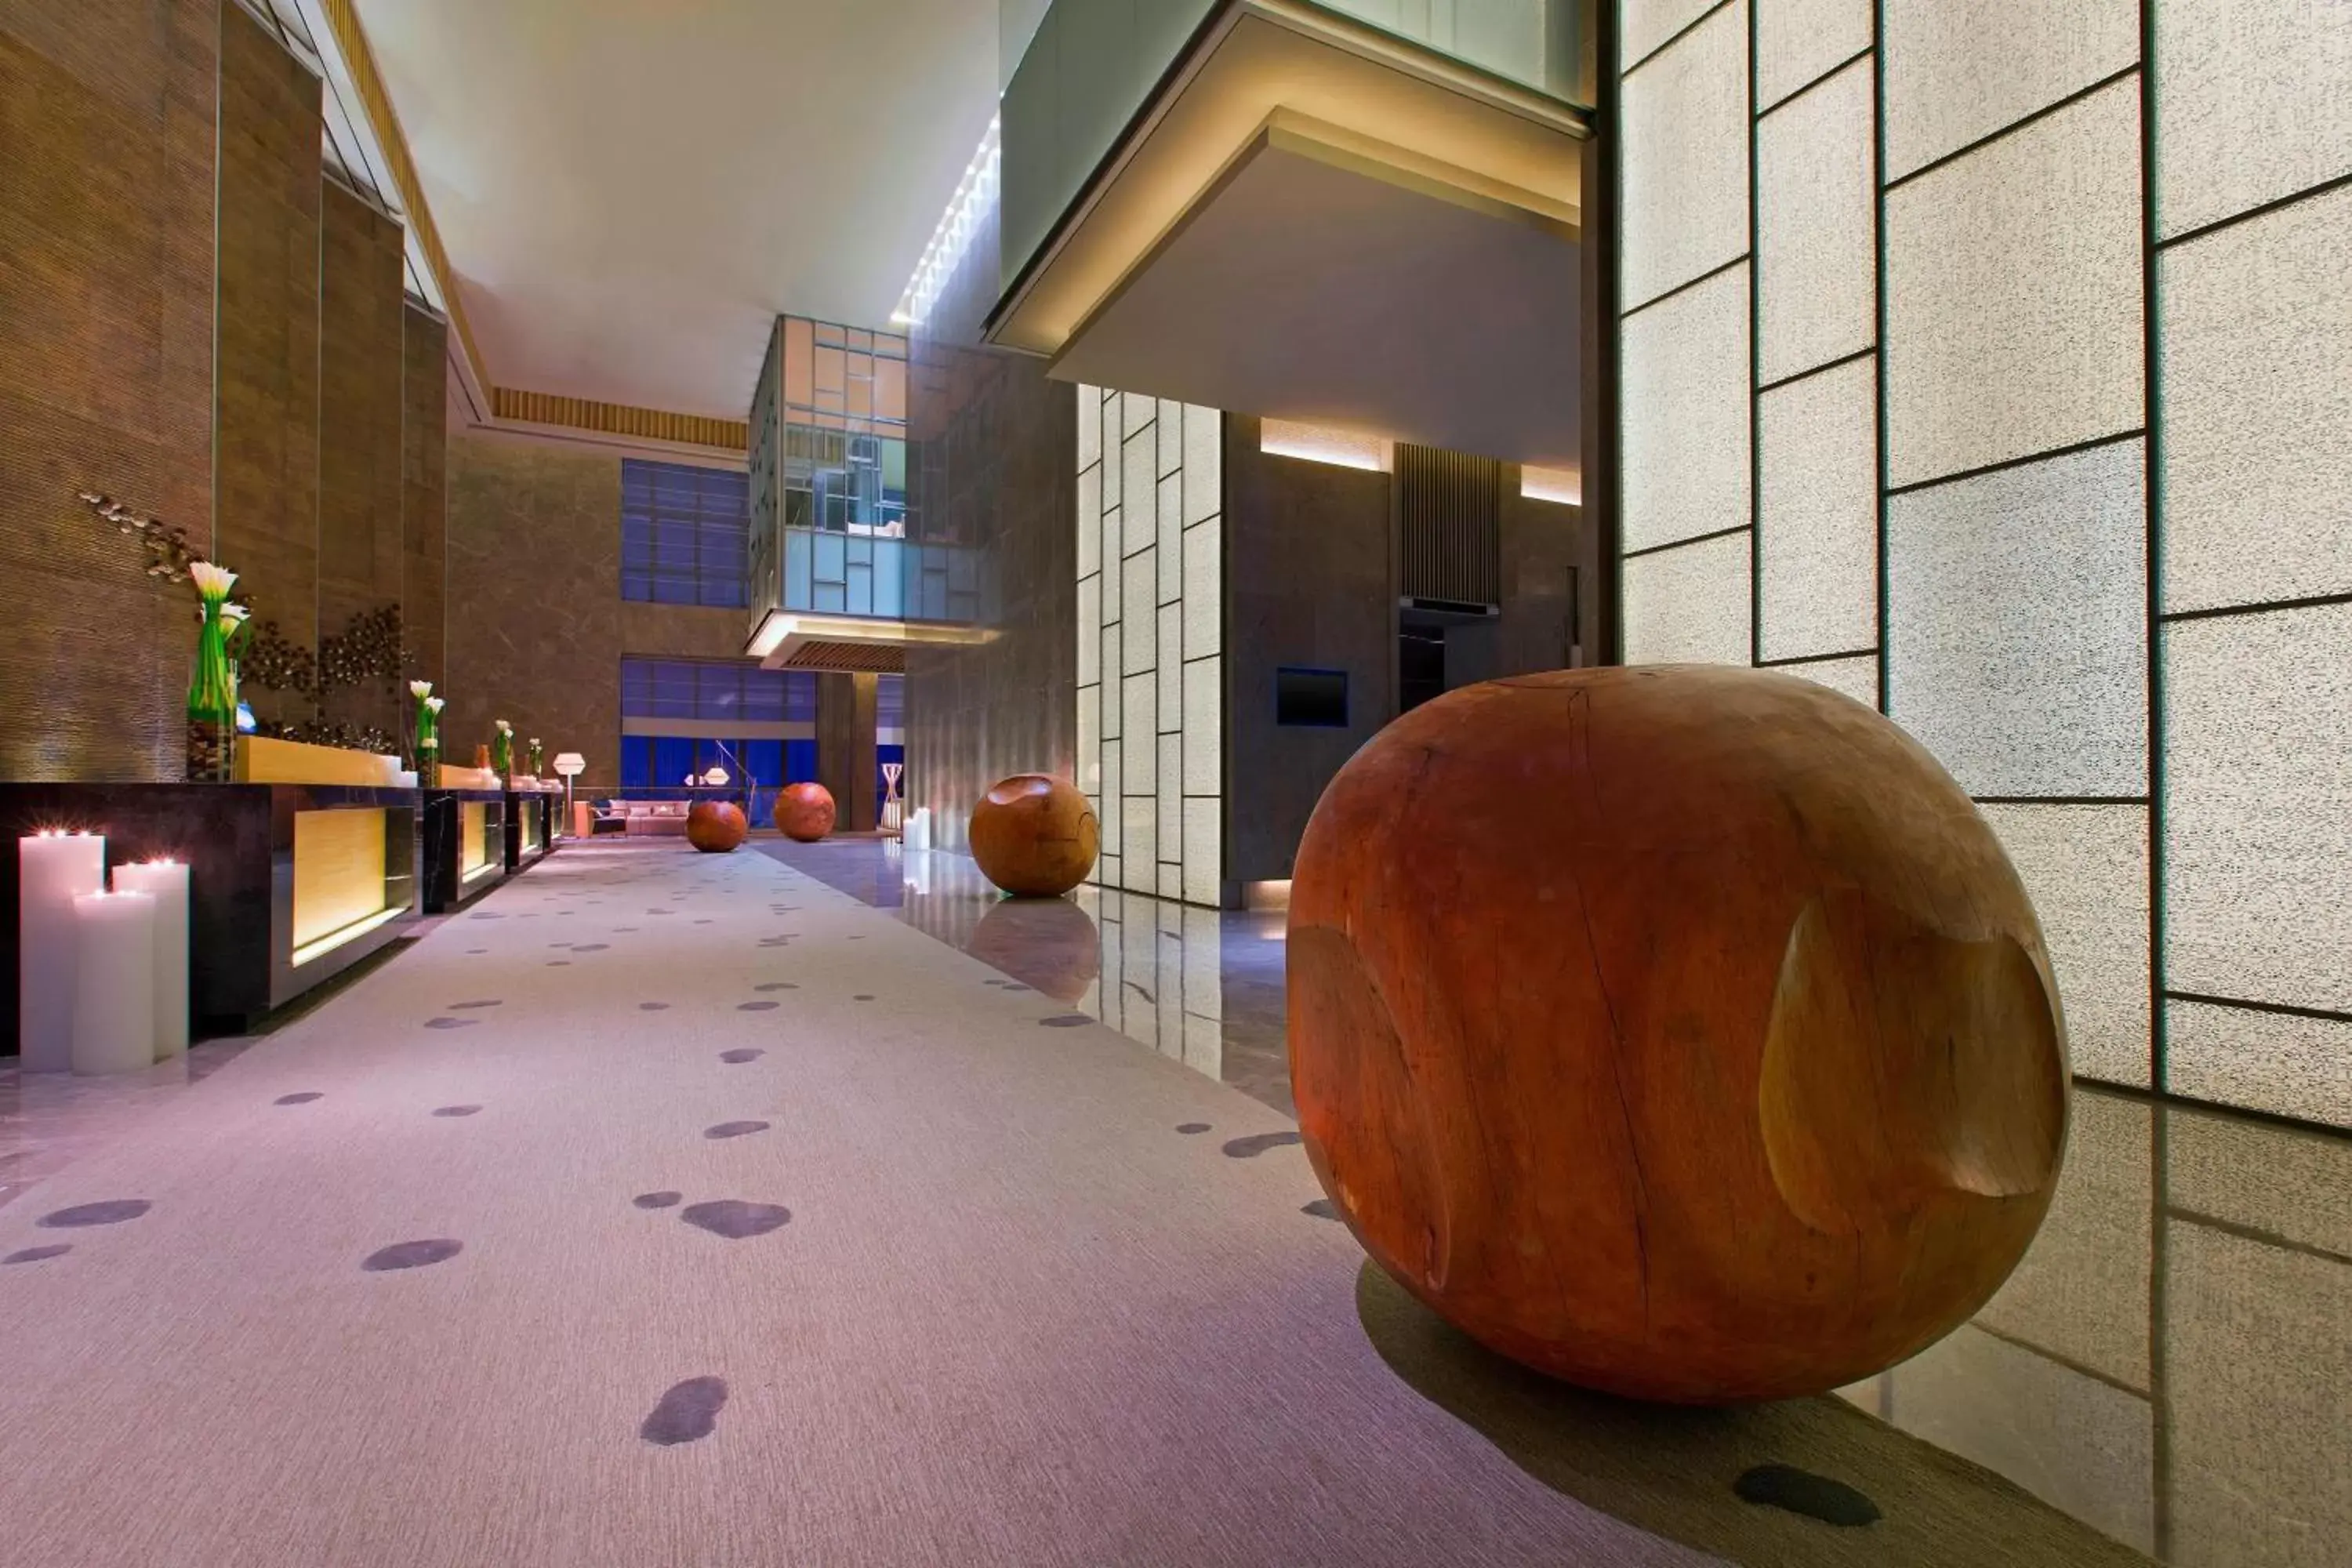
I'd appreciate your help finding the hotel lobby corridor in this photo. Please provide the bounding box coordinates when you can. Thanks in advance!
[1,838,2338,1566]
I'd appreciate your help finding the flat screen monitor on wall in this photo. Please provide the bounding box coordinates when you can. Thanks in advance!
[1276,667,1349,728]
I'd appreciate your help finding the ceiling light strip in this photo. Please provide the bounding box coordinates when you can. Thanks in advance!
[892,115,1003,328]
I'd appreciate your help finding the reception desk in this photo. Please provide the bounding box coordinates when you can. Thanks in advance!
[0,780,422,1047]
[421,789,506,913]
[505,786,555,873]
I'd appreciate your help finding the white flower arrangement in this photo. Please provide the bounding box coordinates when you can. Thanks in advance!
[424,696,445,714]
[495,719,513,735]
[409,680,433,699]
[188,561,237,600]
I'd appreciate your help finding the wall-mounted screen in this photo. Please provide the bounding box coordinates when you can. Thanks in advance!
[1276,667,1349,728]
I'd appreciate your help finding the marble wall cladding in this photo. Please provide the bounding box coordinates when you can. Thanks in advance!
[1776,653,1876,709]
[1619,0,1749,310]
[2158,183,2352,615]
[2153,0,2352,241]
[1977,804,2151,1087]
[1886,438,2147,798]
[1075,385,1221,902]
[906,197,1077,851]
[1881,0,2139,180]
[1621,0,1722,67]
[1755,0,1871,110]
[1976,1091,2154,1392]
[1757,357,1876,661]
[1756,58,1875,384]
[2163,601,2352,1017]
[1882,1324,2157,1557]
[0,0,219,781]
[2167,1099,2352,1261]
[1621,263,1750,554]
[2165,1220,2352,1566]
[2167,1000,2352,1132]
[1622,530,1751,666]
[401,307,450,691]
[1884,78,2143,488]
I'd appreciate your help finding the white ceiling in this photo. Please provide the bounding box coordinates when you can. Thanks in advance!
[357,0,1002,422]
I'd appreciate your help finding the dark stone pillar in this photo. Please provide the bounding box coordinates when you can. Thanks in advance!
[817,672,878,831]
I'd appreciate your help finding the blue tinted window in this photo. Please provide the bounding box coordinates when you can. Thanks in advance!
[621,460,750,608]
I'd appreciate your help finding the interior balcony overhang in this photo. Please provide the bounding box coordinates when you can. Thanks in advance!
[745,609,997,674]
[987,0,1591,469]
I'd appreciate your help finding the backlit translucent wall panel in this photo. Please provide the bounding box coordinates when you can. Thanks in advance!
[2153,0,2352,241]
[1754,0,1871,111]
[1620,0,1747,309]
[1881,0,2138,180]
[1883,78,2143,488]
[1075,384,1221,906]
[1979,804,2152,1087]
[1614,0,2352,1129]
[1621,263,1749,554]
[2163,602,2352,1019]
[1755,57,1873,384]
[2158,184,2352,615]
[1076,887,1226,1077]
[1622,532,1750,666]
[1887,438,2147,798]
[1758,357,1875,661]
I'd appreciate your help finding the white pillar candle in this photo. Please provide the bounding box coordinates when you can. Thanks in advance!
[71,889,156,1076]
[20,831,105,1073]
[111,860,191,1059]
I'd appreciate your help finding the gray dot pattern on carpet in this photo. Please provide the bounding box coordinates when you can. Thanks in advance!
[38,1200,151,1229]
[1222,1131,1303,1159]
[1177,1122,1210,1134]
[640,1376,728,1446]
[755,982,797,992]
[680,1200,790,1240]
[704,1120,771,1140]
[1733,1465,1882,1527]
[276,1092,324,1105]
[449,1000,503,1010]
[736,1001,778,1012]
[547,960,572,967]
[718,1048,764,1064]
[854,994,874,1002]
[423,1017,477,1030]
[432,1105,483,1118]
[633,1192,683,1210]
[1302,1199,1340,1221]
[1039,1014,1091,1028]
[572,943,608,953]
[638,1001,670,1011]
[362,1238,463,1272]
[4,1244,71,1265]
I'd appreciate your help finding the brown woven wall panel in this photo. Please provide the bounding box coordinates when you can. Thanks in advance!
[0,2,217,782]
[402,307,449,690]
[214,2,321,656]
[316,178,407,740]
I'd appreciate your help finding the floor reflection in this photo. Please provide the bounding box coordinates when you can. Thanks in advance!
[764,837,2352,1566]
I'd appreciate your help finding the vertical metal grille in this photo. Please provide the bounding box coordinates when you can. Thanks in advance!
[1397,445,1502,607]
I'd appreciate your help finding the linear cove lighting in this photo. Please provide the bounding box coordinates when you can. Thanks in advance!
[892,115,1001,328]
[1521,465,1582,506]
[289,904,403,968]
[1261,419,1391,472]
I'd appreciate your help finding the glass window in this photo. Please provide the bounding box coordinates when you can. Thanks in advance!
[621,460,750,608]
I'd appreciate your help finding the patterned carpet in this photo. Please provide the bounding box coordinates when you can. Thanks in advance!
[0,842,2145,1566]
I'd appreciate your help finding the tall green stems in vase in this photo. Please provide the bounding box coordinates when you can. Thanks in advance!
[528,737,543,779]
[412,684,441,785]
[186,562,239,781]
[491,719,514,778]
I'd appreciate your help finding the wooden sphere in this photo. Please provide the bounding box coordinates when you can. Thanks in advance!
[778,782,837,844]
[968,775,1098,897]
[967,896,1100,1004]
[685,800,747,854]
[1289,666,2068,1405]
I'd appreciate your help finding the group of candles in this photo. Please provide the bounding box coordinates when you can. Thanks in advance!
[18,832,191,1076]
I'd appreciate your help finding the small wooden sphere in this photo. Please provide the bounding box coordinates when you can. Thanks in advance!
[969,775,1098,897]
[1289,666,2069,1404]
[778,782,837,844]
[685,800,747,854]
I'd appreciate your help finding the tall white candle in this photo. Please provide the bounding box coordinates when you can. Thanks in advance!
[20,832,105,1072]
[72,890,156,1076]
[111,860,191,1059]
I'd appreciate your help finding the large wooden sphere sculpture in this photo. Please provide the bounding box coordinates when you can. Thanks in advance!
[777,782,837,844]
[685,800,747,854]
[1289,666,2069,1404]
[968,775,1098,897]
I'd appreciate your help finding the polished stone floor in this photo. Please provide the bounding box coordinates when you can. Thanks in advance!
[5,834,2347,1563]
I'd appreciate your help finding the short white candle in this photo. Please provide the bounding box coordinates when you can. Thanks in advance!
[111,860,191,1060]
[72,889,156,1076]
[20,832,105,1072]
